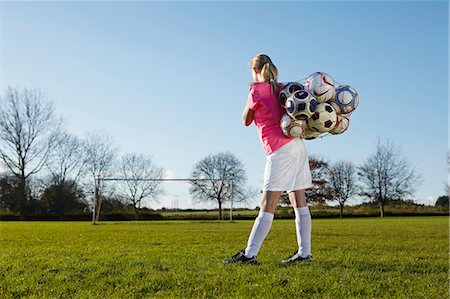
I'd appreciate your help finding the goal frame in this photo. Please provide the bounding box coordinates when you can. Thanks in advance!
[93,177,234,224]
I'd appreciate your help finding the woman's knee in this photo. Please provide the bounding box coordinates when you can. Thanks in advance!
[289,189,307,208]
[260,191,281,214]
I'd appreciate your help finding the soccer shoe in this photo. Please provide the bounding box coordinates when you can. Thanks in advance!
[223,250,258,264]
[281,251,313,263]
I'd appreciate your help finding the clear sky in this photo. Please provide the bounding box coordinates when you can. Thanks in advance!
[1,1,448,209]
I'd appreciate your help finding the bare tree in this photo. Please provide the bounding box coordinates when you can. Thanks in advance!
[46,131,85,184]
[327,161,358,218]
[190,152,251,220]
[358,138,422,217]
[83,132,117,222]
[0,87,61,218]
[41,131,86,219]
[119,153,165,219]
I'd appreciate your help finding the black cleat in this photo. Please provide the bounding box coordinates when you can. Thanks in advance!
[223,250,258,264]
[281,251,313,263]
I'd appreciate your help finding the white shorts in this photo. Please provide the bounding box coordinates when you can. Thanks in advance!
[263,138,313,192]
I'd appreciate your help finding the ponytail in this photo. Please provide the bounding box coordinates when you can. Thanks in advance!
[250,54,280,95]
[260,62,279,95]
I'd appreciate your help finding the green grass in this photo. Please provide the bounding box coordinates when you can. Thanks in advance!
[0,217,448,298]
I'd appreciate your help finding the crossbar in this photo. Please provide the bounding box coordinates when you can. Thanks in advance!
[93,177,234,223]
[96,178,228,182]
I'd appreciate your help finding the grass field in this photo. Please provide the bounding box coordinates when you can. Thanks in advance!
[0,217,448,298]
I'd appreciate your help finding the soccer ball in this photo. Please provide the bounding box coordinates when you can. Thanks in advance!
[306,72,336,103]
[307,103,337,132]
[279,82,306,107]
[329,115,350,135]
[330,85,360,114]
[301,128,322,140]
[280,114,308,138]
[285,90,318,120]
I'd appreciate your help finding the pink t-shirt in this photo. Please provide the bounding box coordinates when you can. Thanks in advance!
[246,82,293,155]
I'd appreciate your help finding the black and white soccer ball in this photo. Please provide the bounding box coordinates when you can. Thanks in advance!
[285,90,318,121]
[279,82,306,108]
[307,103,337,133]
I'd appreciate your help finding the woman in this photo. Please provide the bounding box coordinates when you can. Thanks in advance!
[224,54,313,264]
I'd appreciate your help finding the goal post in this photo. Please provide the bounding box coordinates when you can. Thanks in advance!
[93,177,234,224]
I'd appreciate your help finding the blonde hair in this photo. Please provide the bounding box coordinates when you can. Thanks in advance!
[249,54,279,95]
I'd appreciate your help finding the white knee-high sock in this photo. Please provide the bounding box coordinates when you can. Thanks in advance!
[293,208,302,254]
[244,212,274,258]
[294,207,312,257]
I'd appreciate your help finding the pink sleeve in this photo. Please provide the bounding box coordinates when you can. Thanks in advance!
[246,88,260,111]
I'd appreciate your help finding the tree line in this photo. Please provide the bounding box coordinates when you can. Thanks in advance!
[0,87,155,220]
[0,87,257,220]
[0,87,446,221]
[299,141,431,218]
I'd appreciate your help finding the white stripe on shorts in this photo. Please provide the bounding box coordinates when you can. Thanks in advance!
[263,138,313,192]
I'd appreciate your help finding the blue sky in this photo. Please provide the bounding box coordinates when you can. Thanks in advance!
[1,1,448,209]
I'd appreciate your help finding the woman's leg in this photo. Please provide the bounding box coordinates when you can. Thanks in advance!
[244,191,281,258]
[260,190,282,213]
[289,189,312,258]
[288,189,307,208]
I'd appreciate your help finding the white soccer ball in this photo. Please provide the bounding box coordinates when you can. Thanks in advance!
[306,72,336,103]
[280,114,308,138]
[279,82,306,108]
[285,90,318,121]
[330,85,360,114]
[329,115,350,135]
[307,103,337,133]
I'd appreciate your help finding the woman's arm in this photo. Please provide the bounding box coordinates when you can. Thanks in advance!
[242,106,255,126]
